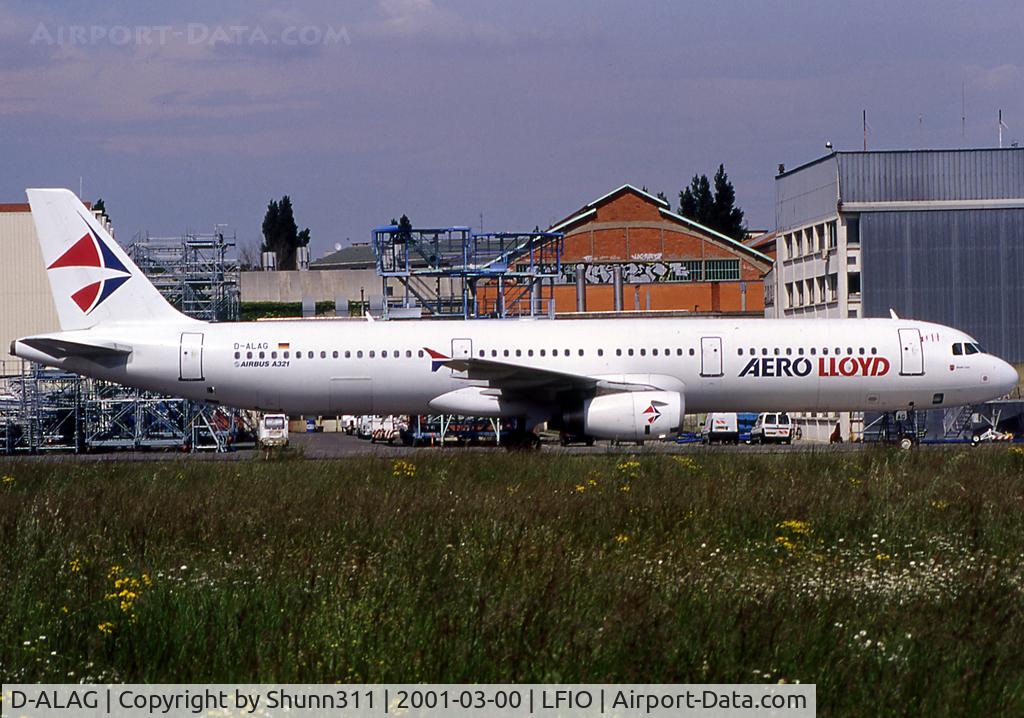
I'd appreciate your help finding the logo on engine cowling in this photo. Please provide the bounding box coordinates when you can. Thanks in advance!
[739,356,890,378]
[642,402,662,424]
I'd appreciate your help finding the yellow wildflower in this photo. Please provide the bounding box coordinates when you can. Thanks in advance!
[672,456,700,471]
[776,519,813,536]
[574,484,586,493]
[1,475,14,486]
[615,533,630,544]
[391,460,416,479]
[97,622,115,635]
[875,552,891,562]
[67,559,82,574]
[619,484,631,493]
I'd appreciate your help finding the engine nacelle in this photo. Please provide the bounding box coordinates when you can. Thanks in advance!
[580,390,683,442]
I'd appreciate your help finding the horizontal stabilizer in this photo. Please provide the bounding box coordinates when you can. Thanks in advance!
[17,336,132,359]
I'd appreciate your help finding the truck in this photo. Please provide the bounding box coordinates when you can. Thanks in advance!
[749,412,794,444]
[702,413,739,444]
[257,413,289,449]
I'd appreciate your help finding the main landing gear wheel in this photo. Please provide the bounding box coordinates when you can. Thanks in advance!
[504,431,541,451]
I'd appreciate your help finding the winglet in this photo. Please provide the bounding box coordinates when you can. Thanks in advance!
[889,308,900,319]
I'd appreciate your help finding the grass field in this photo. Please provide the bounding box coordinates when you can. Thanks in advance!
[2,449,1024,715]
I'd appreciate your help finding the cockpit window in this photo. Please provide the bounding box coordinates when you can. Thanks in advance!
[952,343,963,356]
[965,343,979,355]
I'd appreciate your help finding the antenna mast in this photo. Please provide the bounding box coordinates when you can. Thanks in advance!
[862,110,867,151]
[961,81,966,142]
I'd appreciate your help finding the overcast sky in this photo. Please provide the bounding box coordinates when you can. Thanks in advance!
[2,1,1021,257]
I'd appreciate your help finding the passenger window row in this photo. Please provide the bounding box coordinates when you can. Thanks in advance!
[234,349,429,360]
[234,347,702,361]
[738,346,877,357]
[476,347,693,359]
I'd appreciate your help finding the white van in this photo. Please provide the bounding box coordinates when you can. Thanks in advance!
[257,414,289,448]
[750,412,794,444]
[703,413,739,444]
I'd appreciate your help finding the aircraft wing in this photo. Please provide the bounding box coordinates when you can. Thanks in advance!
[17,336,133,359]
[438,355,667,394]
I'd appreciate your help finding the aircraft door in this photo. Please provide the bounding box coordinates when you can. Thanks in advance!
[179,332,204,381]
[700,336,723,377]
[898,328,924,376]
[451,338,472,378]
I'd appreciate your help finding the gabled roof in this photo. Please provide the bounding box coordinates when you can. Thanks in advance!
[657,207,773,264]
[549,184,668,233]
[549,184,772,266]
[744,231,777,252]
[310,243,376,269]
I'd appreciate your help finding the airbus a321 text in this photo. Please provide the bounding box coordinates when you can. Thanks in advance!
[11,189,1018,445]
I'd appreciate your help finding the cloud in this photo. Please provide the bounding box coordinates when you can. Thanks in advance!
[358,0,516,45]
[971,63,1022,91]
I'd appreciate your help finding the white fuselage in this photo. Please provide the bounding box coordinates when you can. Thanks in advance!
[14,316,1018,418]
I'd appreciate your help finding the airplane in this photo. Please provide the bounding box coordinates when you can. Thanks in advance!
[10,189,1019,446]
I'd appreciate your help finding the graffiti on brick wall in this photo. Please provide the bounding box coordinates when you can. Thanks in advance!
[535,262,694,285]
[518,259,739,284]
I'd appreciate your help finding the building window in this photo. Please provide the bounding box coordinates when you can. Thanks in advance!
[848,272,861,296]
[678,260,703,282]
[846,217,860,246]
[704,259,740,281]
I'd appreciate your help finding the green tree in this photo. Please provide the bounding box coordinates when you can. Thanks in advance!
[396,214,412,243]
[711,164,746,240]
[677,165,746,240]
[93,198,107,218]
[678,174,714,226]
[261,195,310,270]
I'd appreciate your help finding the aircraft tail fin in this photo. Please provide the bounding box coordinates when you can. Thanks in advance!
[26,188,190,331]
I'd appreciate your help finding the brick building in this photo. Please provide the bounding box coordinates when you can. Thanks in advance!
[478,185,770,314]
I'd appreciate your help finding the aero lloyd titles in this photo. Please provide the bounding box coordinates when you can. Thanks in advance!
[739,356,891,378]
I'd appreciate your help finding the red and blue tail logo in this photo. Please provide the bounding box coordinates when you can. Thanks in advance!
[423,347,450,372]
[46,213,131,314]
[643,402,662,425]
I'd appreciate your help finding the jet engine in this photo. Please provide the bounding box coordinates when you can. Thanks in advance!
[562,390,683,442]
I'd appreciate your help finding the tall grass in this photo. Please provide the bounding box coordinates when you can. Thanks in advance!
[2,449,1024,716]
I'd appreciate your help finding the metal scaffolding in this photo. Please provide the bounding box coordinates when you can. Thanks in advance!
[1,227,250,454]
[128,228,239,322]
[372,225,563,318]
[0,361,253,454]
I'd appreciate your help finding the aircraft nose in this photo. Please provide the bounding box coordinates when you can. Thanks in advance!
[992,359,1019,397]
